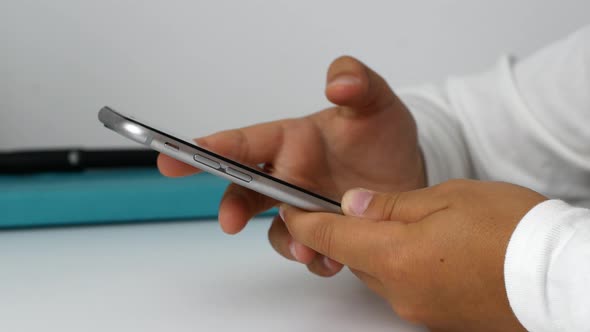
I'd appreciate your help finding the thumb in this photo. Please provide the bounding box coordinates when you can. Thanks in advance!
[325,56,397,112]
[341,187,448,223]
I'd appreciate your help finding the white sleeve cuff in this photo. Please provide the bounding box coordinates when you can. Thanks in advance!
[504,199,590,332]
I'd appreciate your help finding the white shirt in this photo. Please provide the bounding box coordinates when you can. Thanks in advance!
[400,26,590,331]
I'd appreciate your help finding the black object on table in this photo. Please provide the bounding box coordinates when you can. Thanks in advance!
[0,149,159,174]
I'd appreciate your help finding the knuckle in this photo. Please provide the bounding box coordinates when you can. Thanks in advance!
[433,179,461,198]
[434,180,454,194]
[233,129,251,163]
[434,179,475,205]
[311,219,336,257]
[381,192,402,221]
[438,178,470,191]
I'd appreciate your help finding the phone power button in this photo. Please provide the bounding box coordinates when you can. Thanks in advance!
[226,167,252,182]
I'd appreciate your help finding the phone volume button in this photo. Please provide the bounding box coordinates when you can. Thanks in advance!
[193,154,221,169]
[226,167,252,183]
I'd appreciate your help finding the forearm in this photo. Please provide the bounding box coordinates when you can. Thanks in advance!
[401,26,590,206]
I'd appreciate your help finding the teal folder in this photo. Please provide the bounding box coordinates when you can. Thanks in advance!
[0,169,275,228]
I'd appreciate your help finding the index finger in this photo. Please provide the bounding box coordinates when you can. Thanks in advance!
[157,153,201,177]
[280,204,405,275]
[157,120,286,177]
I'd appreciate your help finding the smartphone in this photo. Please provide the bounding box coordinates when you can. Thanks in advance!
[98,106,341,213]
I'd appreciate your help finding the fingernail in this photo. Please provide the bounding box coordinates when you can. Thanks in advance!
[323,256,339,271]
[279,205,286,221]
[289,240,301,262]
[195,138,209,148]
[345,189,374,216]
[327,75,361,88]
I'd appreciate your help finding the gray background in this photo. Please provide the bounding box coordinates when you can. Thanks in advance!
[1,1,588,149]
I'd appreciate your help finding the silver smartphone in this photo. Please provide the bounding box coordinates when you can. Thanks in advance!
[98,106,341,213]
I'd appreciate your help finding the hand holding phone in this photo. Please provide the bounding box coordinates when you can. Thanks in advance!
[103,56,426,278]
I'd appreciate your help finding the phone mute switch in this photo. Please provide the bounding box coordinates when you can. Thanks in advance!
[226,167,252,182]
[193,154,221,169]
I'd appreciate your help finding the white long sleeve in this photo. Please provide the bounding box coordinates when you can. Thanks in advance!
[505,199,590,331]
[400,26,590,331]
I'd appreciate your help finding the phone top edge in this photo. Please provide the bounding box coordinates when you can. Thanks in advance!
[98,106,342,210]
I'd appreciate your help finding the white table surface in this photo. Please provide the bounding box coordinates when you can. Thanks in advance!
[0,218,426,332]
